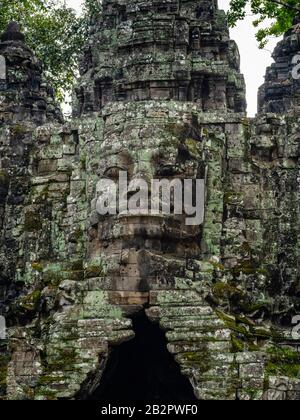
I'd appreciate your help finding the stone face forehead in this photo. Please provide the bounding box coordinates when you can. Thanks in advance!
[99,102,203,158]
[101,125,180,155]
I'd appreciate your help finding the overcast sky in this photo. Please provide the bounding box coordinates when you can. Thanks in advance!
[67,0,279,117]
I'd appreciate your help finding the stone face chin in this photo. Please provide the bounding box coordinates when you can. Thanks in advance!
[0,1,300,401]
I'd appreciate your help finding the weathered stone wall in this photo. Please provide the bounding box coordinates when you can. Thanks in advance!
[0,22,63,321]
[0,1,300,401]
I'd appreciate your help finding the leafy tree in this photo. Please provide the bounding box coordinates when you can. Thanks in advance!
[228,0,300,48]
[0,0,99,102]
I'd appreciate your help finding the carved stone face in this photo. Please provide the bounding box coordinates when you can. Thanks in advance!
[89,110,206,304]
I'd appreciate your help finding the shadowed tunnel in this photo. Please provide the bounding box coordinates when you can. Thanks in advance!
[89,312,197,401]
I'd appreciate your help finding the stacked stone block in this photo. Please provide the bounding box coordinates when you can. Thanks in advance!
[0,1,300,401]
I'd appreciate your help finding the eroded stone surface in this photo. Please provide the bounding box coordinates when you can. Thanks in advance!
[0,1,300,401]
[259,16,300,114]
[74,0,246,115]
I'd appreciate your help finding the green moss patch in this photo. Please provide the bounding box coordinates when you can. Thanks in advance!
[17,290,41,312]
[0,354,10,397]
[266,346,300,379]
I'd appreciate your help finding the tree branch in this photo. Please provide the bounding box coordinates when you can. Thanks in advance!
[267,0,300,13]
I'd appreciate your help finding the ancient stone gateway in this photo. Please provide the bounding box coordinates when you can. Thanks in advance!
[0,1,300,401]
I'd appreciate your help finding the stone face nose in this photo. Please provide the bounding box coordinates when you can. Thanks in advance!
[1,21,25,42]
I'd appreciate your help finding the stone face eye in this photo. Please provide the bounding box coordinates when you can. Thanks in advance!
[104,167,125,180]
[156,165,178,177]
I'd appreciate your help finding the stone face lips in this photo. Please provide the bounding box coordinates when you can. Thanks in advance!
[74,0,246,115]
[0,1,299,402]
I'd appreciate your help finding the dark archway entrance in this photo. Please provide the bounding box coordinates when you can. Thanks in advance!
[90,312,197,401]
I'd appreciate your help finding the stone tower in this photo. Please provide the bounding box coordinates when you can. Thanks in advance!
[74,0,246,115]
[0,22,62,322]
[0,1,299,401]
[259,14,300,114]
[0,22,62,125]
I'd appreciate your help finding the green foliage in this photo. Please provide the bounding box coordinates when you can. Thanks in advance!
[266,346,300,379]
[0,0,101,102]
[228,0,300,47]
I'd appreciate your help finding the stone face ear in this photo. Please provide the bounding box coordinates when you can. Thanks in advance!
[1,21,25,43]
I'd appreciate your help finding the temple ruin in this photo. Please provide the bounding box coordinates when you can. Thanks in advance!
[0,0,299,400]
